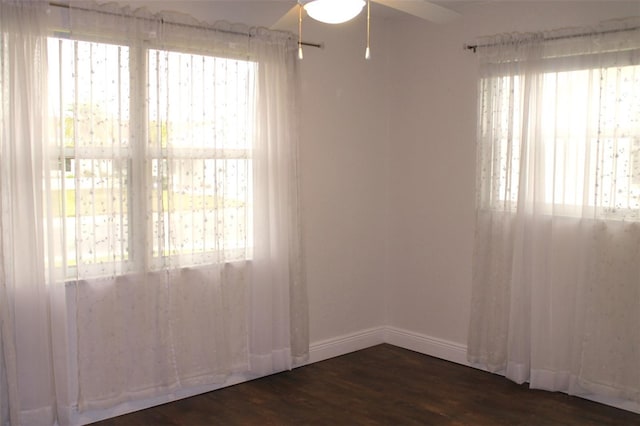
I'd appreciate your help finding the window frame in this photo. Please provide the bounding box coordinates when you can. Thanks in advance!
[478,48,640,220]
[47,31,257,278]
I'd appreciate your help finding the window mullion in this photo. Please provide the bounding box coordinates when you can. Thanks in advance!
[129,43,149,272]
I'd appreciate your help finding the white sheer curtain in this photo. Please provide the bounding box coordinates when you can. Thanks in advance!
[0,0,307,423]
[469,17,640,408]
[0,1,69,424]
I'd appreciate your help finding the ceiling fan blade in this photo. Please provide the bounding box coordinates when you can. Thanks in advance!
[271,4,303,31]
[372,0,460,23]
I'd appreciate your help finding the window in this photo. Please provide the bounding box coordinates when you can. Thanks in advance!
[48,37,256,277]
[480,61,640,219]
[147,49,255,267]
[470,22,640,406]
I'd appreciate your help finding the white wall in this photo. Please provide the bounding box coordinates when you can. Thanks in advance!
[385,1,640,348]
[298,15,390,345]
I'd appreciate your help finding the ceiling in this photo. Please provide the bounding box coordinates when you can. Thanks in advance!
[124,1,487,29]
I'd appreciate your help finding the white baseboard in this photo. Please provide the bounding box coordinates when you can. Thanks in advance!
[308,326,386,364]
[383,326,469,366]
[308,326,468,367]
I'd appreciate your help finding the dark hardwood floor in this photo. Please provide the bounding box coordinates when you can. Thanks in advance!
[92,344,640,425]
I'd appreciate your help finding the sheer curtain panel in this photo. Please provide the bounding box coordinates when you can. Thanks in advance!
[468,18,640,410]
[0,1,70,424]
[0,1,307,424]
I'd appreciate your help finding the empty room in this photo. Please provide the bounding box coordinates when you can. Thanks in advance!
[1,0,639,424]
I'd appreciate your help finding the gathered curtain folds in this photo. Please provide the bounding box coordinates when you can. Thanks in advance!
[468,18,640,407]
[0,0,308,424]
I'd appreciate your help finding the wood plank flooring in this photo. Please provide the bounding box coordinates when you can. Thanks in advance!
[92,344,640,425]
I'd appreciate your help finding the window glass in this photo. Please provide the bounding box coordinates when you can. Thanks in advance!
[48,38,130,274]
[48,38,256,276]
[482,63,640,219]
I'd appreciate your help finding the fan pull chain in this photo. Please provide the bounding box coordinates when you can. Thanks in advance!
[365,0,371,59]
[298,3,304,59]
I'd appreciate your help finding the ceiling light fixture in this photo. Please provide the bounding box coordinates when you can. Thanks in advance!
[304,0,366,25]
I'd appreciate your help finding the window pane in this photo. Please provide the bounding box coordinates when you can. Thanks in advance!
[148,49,256,265]
[151,159,251,262]
[148,49,255,151]
[48,38,131,275]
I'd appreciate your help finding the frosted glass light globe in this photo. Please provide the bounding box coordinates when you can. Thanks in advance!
[304,0,366,24]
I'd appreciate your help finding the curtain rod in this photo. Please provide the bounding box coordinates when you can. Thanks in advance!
[464,25,640,53]
[48,1,324,49]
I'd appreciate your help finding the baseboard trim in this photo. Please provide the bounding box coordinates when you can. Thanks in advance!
[308,327,386,364]
[308,326,468,367]
[383,326,469,366]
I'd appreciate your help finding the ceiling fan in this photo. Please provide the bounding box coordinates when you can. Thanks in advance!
[271,0,460,59]
[272,0,460,30]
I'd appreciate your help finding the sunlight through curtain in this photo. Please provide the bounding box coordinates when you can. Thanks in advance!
[468,17,640,409]
[0,1,307,423]
[0,1,62,424]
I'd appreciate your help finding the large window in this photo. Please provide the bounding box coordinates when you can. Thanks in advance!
[0,3,305,421]
[48,37,256,277]
[470,22,640,409]
[480,61,640,219]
